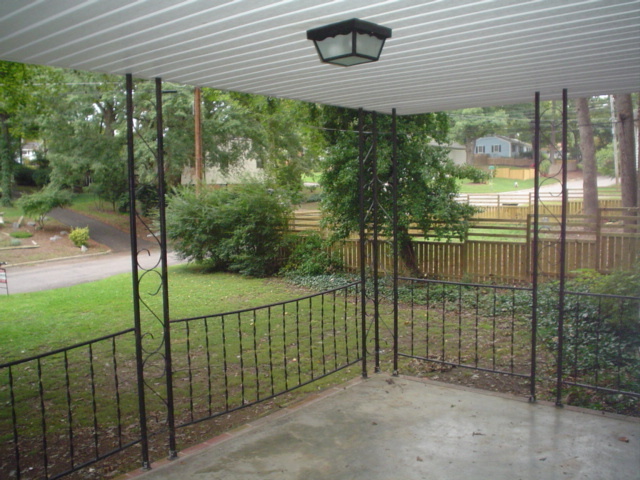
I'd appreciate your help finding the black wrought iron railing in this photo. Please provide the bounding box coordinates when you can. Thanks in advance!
[0,281,362,479]
[394,277,640,409]
[170,281,362,429]
[556,290,640,400]
[396,278,534,381]
[0,329,142,480]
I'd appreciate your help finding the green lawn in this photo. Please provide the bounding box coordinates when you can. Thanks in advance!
[0,265,306,363]
[67,192,132,231]
[458,177,536,193]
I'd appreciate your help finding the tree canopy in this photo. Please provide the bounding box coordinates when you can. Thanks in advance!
[320,107,477,275]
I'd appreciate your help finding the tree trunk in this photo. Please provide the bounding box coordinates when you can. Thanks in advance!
[399,236,422,278]
[0,113,13,207]
[614,94,638,209]
[613,94,638,235]
[575,98,598,217]
[465,140,475,165]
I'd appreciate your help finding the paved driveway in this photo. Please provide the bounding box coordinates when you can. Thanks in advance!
[4,209,184,294]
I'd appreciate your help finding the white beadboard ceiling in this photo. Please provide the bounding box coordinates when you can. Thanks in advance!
[0,0,638,114]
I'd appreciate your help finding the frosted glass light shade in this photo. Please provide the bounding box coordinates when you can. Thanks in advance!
[307,19,391,66]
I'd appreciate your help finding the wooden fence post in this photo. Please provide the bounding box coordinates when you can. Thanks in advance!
[461,232,468,279]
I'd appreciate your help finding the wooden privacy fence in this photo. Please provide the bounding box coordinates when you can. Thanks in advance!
[292,206,639,284]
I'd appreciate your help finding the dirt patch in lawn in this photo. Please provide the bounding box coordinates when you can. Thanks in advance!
[0,221,110,265]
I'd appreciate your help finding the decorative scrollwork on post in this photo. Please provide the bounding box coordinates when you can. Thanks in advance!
[126,75,176,467]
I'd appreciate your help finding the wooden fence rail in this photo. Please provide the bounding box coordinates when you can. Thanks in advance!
[292,205,639,283]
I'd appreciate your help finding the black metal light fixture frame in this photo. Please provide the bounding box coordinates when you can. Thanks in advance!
[307,18,392,66]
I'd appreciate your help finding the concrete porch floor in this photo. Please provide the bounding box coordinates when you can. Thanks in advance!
[123,375,640,480]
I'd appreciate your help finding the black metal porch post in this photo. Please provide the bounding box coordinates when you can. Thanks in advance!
[391,108,399,375]
[358,108,368,379]
[372,112,381,373]
[126,73,150,469]
[556,88,569,406]
[155,78,177,458]
[530,92,541,402]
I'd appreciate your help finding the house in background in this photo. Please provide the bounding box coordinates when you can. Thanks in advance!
[432,141,467,166]
[20,141,43,164]
[181,158,264,186]
[474,135,531,159]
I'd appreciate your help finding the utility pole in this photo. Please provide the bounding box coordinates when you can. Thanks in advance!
[194,86,203,194]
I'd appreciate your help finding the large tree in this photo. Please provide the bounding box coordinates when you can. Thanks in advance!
[613,94,637,211]
[320,107,477,275]
[575,98,599,216]
[0,61,40,205]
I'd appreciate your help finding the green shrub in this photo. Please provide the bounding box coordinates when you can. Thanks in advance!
[166,182,292,277]
[455,164,491,184]
[537,268,640,393]
[16,186,73,228]
[10,231,33,239]
[69,226,90,247]
[596,144,615,177]
[282,233,342,276]
[32,167,51,187]
[540,159,551,175]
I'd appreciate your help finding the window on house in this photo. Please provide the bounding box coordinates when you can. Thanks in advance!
[475,145,485,154]
[491,145,501,153]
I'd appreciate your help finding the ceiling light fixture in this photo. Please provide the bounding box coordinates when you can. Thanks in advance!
[306,18,392,66]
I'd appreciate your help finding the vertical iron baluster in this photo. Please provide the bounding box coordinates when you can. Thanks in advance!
[309,297,316,378]
[112,338,123,450]
[88,344,99,459]
[615,299,623,391]
[186,322,194,422]
[332,290,338,371]
[441,284,446,362]
[267,307,275,397]
[492,290,497,371]
[204,318,213,417]
[63,351,75,469]
[295,302,302,384]
[354,284,361,360]
[475,288,480,367]
[343,286,350,363]
[426,282,431,360]
[510,290,516,374]
[282,304,289,391]
[37,358,48,477]
[237,313,245,405]
[221,315,229,411]
[9,366,21,480]
[252,310,259,401]
[457,284,462,365]
[410,281,415,357]
[573,297,580,382]
[595,297,602,389]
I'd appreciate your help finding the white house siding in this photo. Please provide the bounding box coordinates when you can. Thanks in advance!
[181,159,264,185]
[475,136,511,158]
